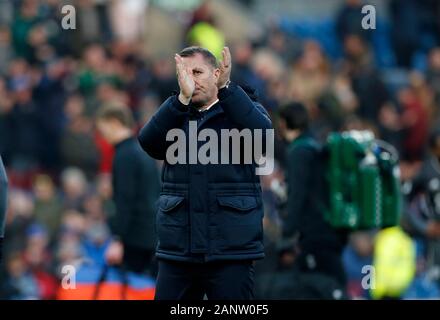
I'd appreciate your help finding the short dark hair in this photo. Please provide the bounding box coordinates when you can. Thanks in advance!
[278,102,309,131]
[96,104,134,129]
[179,46,218,68]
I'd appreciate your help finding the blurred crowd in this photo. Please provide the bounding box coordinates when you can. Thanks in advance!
[1,0,440,299]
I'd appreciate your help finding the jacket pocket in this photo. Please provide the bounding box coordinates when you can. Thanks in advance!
[217,196,258,211]
[213,194,263,253]
[156,194,188,254]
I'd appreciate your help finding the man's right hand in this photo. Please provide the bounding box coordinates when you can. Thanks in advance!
[426,221,440,238]
[105,240,124,265]
[175,54,194,105]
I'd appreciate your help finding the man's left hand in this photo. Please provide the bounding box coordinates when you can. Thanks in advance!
[217,46,232,89]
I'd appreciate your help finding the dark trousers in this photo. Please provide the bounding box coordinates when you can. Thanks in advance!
[154,259,255,300]
[123,245,155,275]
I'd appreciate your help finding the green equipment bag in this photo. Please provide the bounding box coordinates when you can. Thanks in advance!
[324,131,402,230]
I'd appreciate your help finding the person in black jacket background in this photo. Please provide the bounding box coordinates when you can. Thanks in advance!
[402,129,440,283]
[278,102,348,299]
[138,46,272,300]
[0,156,7,264]
[96,105,160,275]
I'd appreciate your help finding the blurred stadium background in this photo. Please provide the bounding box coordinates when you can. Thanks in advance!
[1,0,440,299]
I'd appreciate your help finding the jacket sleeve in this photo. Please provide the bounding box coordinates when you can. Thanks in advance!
[282,146,315,238]
[0,157,7,238]
[402,202,429,236]
[400,170,430,236]
[111,154,138,240]
[138,95,189,160]
[0,157,8,263]
[218,82,272,130]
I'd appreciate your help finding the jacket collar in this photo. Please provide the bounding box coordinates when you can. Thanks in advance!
[114,136,134,150]
[191,101,224,128]
[289,131,315,148]
[199,99,219,112]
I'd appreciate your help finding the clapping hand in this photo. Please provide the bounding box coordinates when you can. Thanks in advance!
[217,46,232,89]
[175,54,195,105]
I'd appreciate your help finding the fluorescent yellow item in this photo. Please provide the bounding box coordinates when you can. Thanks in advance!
[370,226,416,299]
[187,22,225,60]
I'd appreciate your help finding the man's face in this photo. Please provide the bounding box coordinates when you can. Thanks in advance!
[182,53,220,108]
